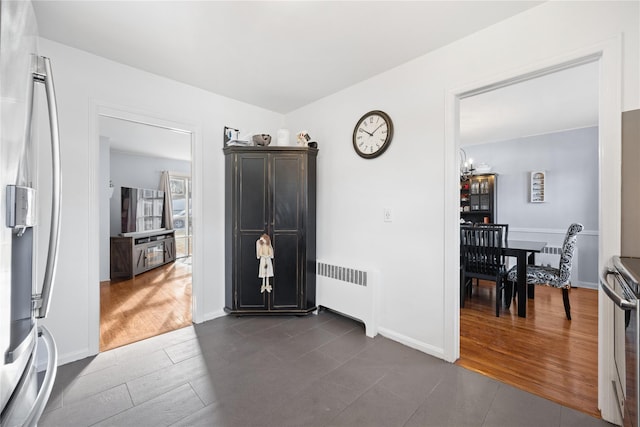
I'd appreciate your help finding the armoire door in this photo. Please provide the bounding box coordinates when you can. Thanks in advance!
[271,154,304,310]
[236,154,268,310]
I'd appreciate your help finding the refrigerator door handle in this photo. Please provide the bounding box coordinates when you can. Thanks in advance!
[32,56,61,319]
[23,326,58,427]
[1,326,58,427]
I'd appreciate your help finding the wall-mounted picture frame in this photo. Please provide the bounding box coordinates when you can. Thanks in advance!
[530,170,545,203]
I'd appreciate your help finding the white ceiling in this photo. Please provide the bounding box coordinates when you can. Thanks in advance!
[32,1,542,114]
[34,1,597,157]
[460,60,599,146]
[100,115,192,161]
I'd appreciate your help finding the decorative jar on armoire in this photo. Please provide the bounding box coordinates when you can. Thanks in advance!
[223,146,317,314]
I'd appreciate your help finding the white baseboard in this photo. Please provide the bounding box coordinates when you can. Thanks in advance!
[202,309,226,323]
[54,347,94,369]
[377,327,447,361]
[52,309,227,370]
[574,281,598,290]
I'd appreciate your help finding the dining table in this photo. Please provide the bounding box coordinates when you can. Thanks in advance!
[503,239,547,317]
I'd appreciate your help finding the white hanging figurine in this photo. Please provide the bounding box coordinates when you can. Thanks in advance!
[256,233,274,293]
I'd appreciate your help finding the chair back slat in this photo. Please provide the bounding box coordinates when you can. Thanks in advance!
[460,225,504,279]
[473,223,509,246]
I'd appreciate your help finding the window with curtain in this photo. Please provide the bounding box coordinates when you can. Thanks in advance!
[169,174,192,259]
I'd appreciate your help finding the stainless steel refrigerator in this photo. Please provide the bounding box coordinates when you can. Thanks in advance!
[0,1,62,425]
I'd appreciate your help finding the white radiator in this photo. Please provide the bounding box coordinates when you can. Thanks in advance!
[316,261,378,337]
[535,245,579,285]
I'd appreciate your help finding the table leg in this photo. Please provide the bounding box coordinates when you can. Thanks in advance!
[527,252,535,299]
[517,251,527,317]
[504,278,513,309]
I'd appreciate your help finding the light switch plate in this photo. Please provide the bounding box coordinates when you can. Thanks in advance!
[384,208,392,222]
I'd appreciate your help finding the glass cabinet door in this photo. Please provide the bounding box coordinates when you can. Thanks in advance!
[145,243,165,268]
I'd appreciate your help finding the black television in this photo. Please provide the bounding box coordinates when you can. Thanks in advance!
[121,186,165,235]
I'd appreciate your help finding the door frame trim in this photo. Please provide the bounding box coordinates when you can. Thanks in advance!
[443,36,621,423]
[87,101,204,354]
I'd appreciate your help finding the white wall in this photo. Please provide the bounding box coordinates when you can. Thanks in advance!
[38,1,639,369]
[284,1,638,357]
[464,126,599,287]
[108,151,191,236]
[38,38,284,364]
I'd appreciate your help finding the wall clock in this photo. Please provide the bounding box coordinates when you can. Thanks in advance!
[352,110,394,159]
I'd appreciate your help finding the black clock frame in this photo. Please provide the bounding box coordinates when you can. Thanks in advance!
[352,110,394,159]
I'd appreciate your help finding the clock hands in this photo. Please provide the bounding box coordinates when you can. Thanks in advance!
[359,123,384,137]
[371,123,385,135]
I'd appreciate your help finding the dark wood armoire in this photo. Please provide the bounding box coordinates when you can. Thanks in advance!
[223,146,317,314]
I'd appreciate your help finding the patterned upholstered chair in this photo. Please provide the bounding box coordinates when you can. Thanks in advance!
[506,223,583,320]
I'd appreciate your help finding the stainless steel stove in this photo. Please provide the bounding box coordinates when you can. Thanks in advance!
[602,256,640,427]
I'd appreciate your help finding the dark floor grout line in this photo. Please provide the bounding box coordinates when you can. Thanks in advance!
[316,349,350,366]
[402,375,449,427]
[123,382,135,408]
[187,381,208,408]
[320,362,393,427]
[81,385,135,427]
[479,378,502,427]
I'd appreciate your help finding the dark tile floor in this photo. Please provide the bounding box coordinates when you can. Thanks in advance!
[40,310,611,427]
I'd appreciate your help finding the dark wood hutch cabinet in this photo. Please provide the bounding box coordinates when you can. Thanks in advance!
[460,173,497,224]
[223,146,317,315]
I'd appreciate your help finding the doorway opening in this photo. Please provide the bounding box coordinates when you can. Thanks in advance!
[98,114,193,352]
[455,59,601,415]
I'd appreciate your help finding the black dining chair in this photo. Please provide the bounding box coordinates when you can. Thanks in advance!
[460,225,507,317]
[506,223,583,320]
[460,224,475,302]
[471,223,509,288]
[474,223,509,246]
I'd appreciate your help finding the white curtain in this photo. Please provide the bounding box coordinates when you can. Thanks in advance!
[160,171,174,230]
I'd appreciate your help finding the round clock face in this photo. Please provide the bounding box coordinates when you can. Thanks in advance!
[352,110,393,159]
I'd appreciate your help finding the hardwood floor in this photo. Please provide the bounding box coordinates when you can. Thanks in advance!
[100,258,192,352]
[457,280,600,418]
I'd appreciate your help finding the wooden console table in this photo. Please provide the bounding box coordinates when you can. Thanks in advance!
[110,229,176,280]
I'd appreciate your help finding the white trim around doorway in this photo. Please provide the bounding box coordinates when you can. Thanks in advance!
[87,101,205,355]
[443,36,621,423]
